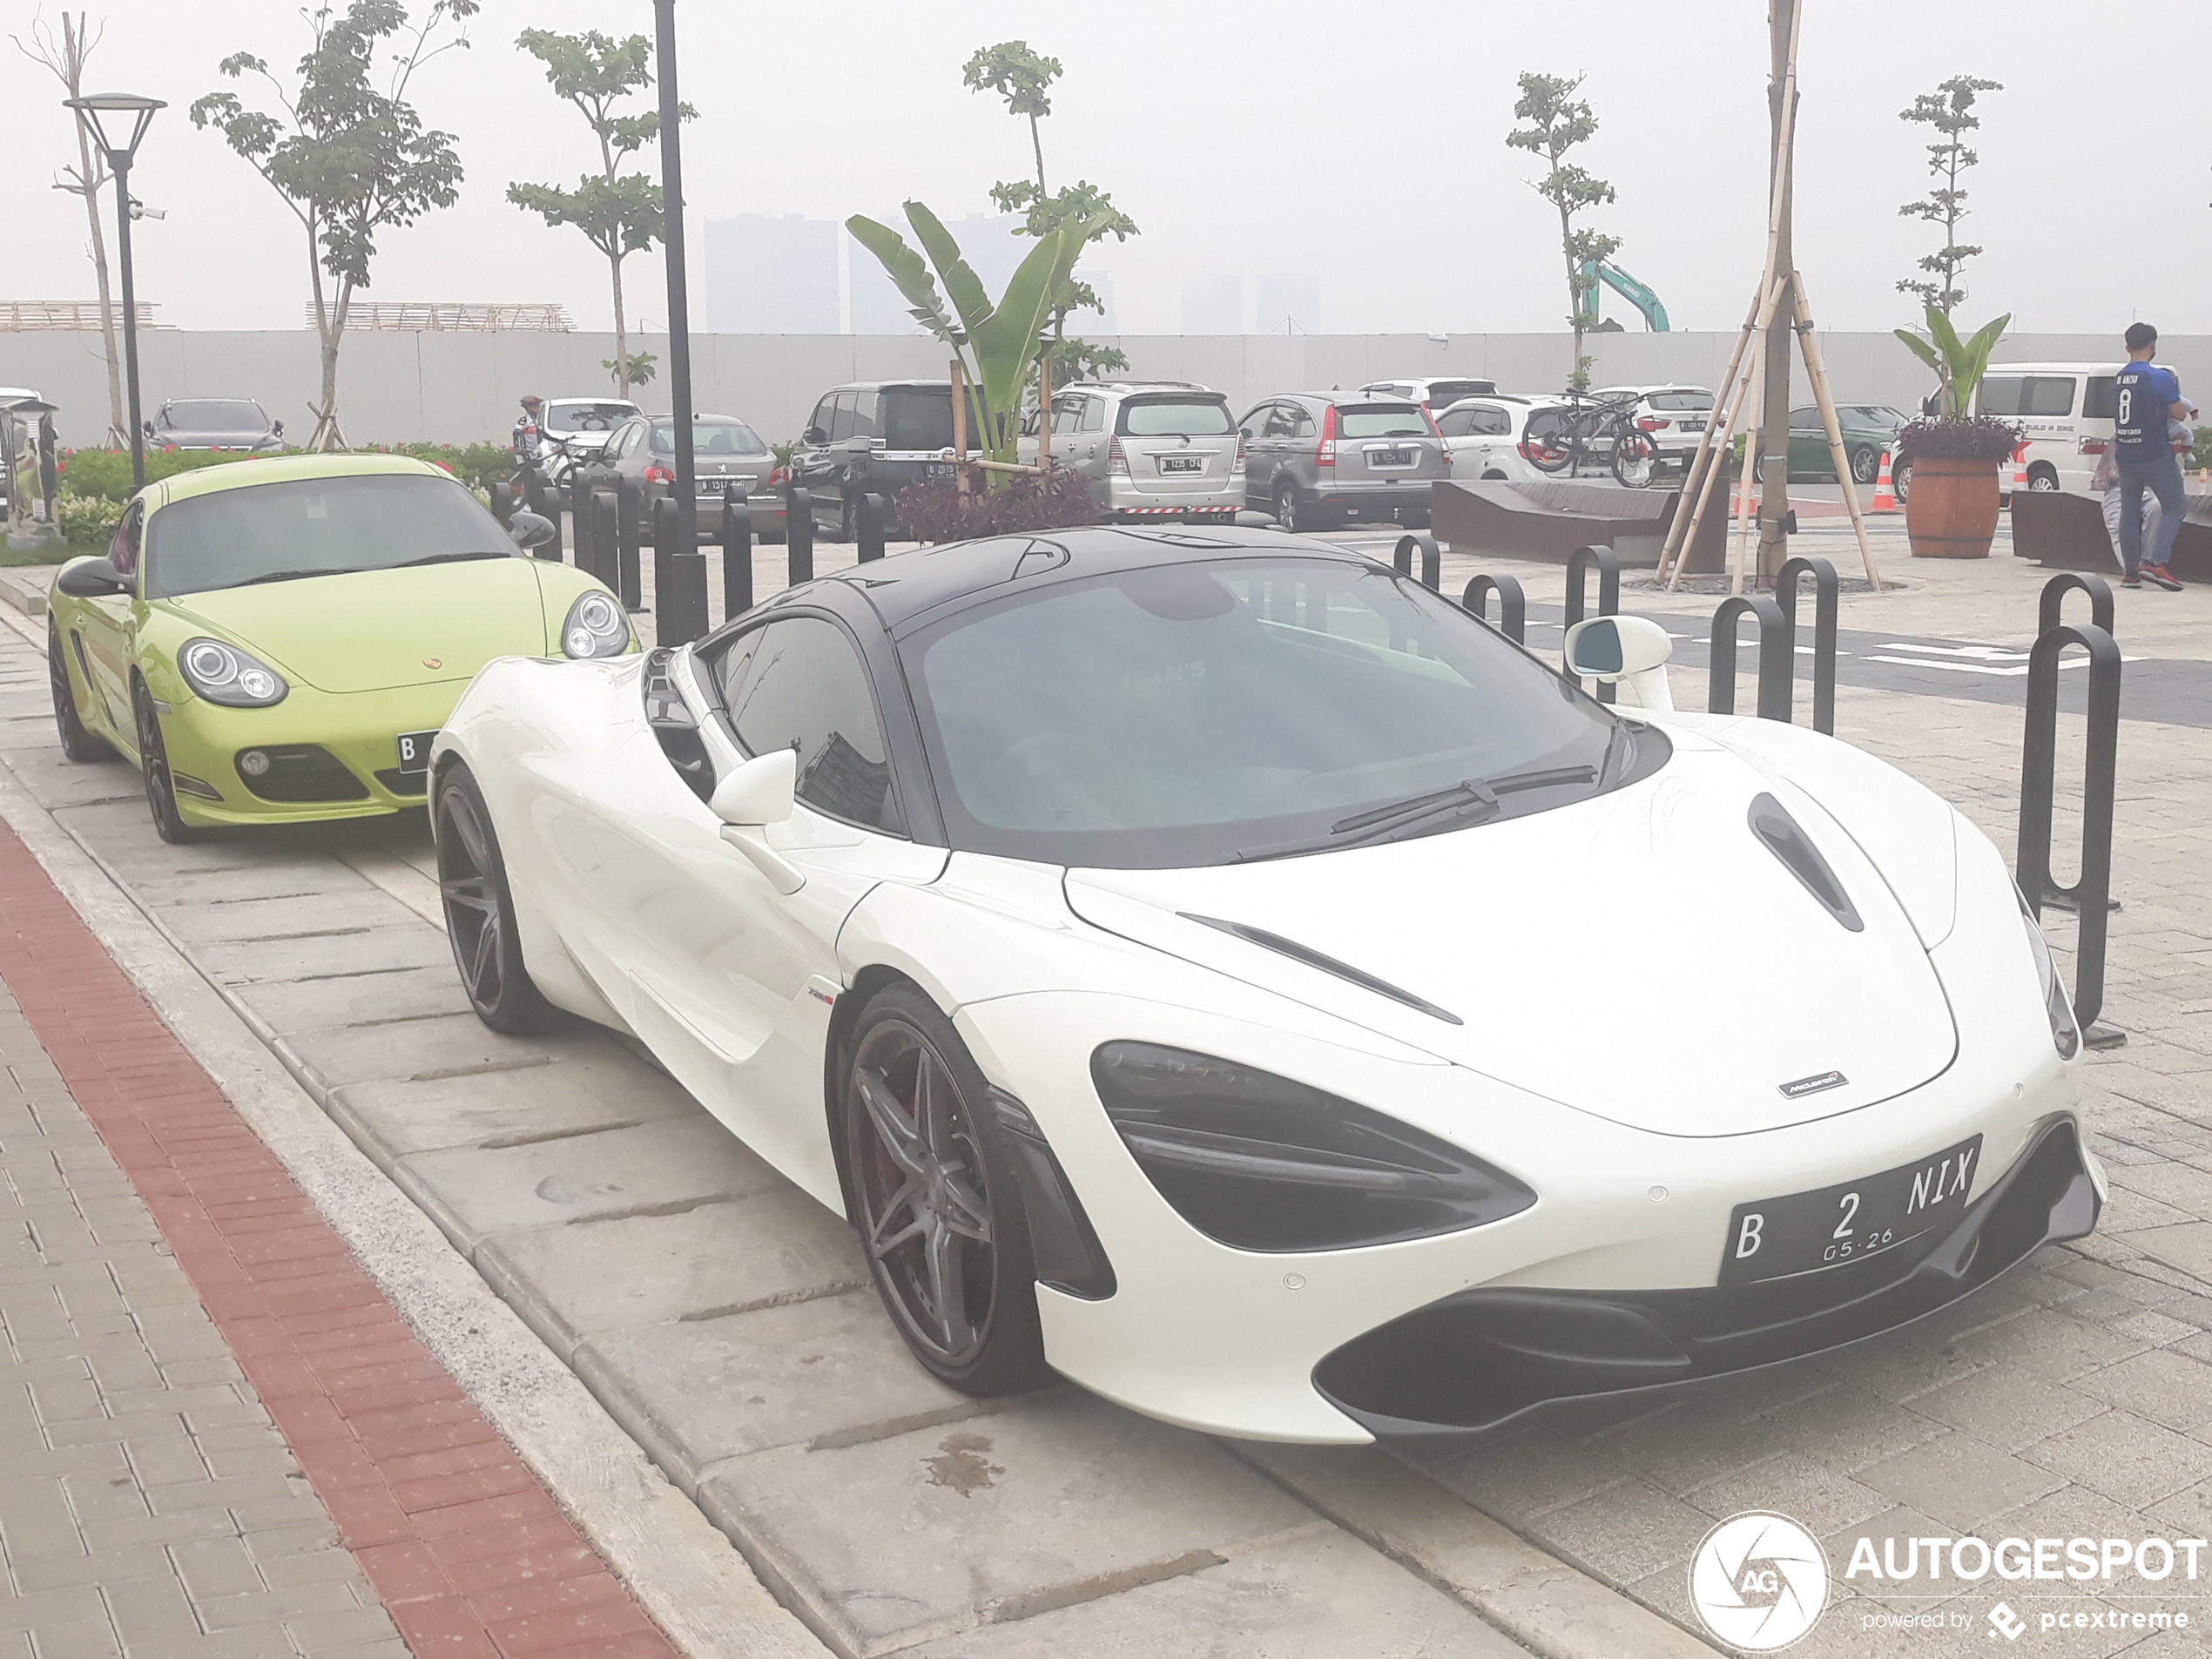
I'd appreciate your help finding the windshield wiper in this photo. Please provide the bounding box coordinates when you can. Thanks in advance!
[395,550,508,567]
[235,567,367,586]
[1234,763,1600,863]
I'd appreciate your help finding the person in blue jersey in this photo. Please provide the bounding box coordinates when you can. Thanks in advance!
[2112,323,2188,590]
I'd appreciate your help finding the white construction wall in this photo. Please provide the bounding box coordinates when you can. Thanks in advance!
[7,328,2200,452]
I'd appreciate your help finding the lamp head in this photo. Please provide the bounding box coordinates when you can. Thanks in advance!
[64,92,165,162]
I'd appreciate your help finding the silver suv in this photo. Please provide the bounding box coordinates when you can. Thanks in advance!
[1356,376,1499,413]
[1020,382,1244,522]
[1237,392,1449,533]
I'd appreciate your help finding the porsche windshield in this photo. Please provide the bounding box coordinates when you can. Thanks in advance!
[905,557,1648,868]
[144,474,513,598]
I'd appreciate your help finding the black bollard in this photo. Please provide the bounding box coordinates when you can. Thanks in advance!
[570,472,596,578]
[1461,574,1527,644]
[1709,594,1793,721]
[590,489,618,597]
[1776,556,1839,735]
[1390,533,1440,590]
[652,496,680,643]
[616,478,644,610]
[721,485,754,622]
[856,492,888,563]
[785,485,814,588]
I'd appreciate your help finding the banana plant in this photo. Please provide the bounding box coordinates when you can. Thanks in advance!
[1893,306,2012,416]
[847,202,1100,479]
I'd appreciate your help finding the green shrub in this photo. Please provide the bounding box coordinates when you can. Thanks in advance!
[57,447,262,503]
[57,494,125,548]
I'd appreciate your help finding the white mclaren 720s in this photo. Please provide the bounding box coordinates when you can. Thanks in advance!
[428,525,2099,1445]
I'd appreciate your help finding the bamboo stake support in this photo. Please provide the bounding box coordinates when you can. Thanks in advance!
[1788,270,1885,590]
[1662,273,1789,589]
[1730,324,1769,595]
[950,357,970,500]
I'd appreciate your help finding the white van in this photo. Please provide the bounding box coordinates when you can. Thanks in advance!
[1973,362,2117,495]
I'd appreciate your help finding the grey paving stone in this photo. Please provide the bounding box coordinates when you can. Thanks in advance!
[1516,1474,1713,1588]
[1857,1430,2070,1532]
[1425,1426,1635,1521]
[2026,1409,2212,1507]
[277,1009,570,1093]
[478,1185,866,1349]
[1906,1364,2107,1452]
[898,1527,1521,1658]
[245,968,474,1034]
[394,1115,784,1251]
[698,1390,1314,1655]
[197,924,454,988]
[2070,1347,2212,1433]
[575,1290,970,1480]
[159,887,410,948]
[327,1043,698,1161]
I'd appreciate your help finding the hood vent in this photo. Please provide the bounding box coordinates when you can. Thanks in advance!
[1180,914,1463,1025]
[1748,794,1864,932]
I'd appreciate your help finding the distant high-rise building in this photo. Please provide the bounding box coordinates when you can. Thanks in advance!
[1182,275,1243,334]
[1257,273,1321,334]
[705,214,837,334]
[850,212,1030,334]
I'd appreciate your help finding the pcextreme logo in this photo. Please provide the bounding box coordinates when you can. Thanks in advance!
[1689,1511,1831,1651]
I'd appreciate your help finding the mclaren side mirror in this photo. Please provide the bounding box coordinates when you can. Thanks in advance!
[710,748,803,894]
[507,510,556,550]
[1562,615,1676,712]
[56,557,131,598]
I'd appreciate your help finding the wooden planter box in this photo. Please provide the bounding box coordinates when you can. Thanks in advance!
[1905,455,2001,558]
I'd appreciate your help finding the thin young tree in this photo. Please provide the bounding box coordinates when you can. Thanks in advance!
[1505,71,1621,392]
[507,29,691,400]
[192,1,475,450]
[11,10,125,443]
[1897,74,2002,316]
[964,39,1136,383]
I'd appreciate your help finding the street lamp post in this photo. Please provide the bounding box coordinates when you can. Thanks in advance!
[64,92,164,492]
[651,0,706,643]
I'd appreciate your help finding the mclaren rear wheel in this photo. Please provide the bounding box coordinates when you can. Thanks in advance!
[435,763,557,1035]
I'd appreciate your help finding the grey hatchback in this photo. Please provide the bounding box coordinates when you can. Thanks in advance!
[1237,393,1448,533]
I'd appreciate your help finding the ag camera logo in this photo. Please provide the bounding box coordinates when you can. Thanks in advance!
[1689,1511,1831,1650]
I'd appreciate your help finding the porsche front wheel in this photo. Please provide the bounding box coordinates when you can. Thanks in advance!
[133,684,201,844]
[842,986,1051,1394]
[435,765,556,1035]
[49,622,110,762]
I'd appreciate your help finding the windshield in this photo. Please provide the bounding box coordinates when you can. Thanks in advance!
[164,401,266,429]
[1338,405,1431,438]
[1643,391,1714,412]
[904,557,1640,868]
[651,419,766,455]
[144,474,512,598]
[1118,399,1235,437]
[547,401,637,434]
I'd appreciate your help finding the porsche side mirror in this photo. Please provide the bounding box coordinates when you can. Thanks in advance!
[1562,615,1676,712]
[55,557,131,598]
[711,749,804,893]
[508,510,556,550]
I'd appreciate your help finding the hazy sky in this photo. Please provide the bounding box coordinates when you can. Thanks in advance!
[5,0,2205,340]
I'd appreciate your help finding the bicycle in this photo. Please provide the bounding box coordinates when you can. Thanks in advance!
[1523,390,1662,489]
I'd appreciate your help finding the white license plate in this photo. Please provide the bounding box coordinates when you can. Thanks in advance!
[1158,455,1204,475]
[1369,448,1415,468]
[395,730,439,774]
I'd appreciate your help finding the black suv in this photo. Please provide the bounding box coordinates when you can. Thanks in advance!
[789,381,981,540]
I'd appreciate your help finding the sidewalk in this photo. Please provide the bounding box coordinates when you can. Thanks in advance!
[0,814,682,1657]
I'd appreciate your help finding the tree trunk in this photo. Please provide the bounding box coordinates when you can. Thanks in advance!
[610,251,630,398]
[1559,204,1583,393]
[1029,113,1047,198]
[304,241,348,452]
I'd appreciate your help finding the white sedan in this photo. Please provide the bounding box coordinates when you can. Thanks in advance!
[428,527,2101,1444]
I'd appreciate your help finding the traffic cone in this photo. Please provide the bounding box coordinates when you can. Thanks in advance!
[2008,444,2029,502]
[1870,447,1897,513]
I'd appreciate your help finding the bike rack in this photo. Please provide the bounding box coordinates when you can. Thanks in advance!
[1392,532,1440,591]
[2017,616,2124,1047]
[1708,594,1793,721]
[2030,574,2120,917]
[489,482,517,529]
[1461,574,1527,644]
[1776,555,1838,734]
[785,485,814,586]
[590,490,618,596]
[720,485,753,623]
[857,493,889,563]
[1564,544,1621,702]
[615,478,644,610]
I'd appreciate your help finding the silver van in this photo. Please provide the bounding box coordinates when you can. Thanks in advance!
[1020,381,1244,522]
[1237,393,1448,533]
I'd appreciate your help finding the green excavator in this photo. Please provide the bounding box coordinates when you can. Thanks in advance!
[1575,260,1669,332]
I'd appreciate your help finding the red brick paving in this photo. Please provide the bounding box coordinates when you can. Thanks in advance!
[0,816,684,1659]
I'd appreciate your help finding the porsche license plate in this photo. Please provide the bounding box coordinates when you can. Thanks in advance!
[395,730,439,774]
[1718,1135,1982,1285]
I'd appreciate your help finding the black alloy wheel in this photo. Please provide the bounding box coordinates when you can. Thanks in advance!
[49,621,110,761]
[843,986,1049,1393]
[435,765,556,1034]
[1851,446,1880,485]
[132,683,201,844]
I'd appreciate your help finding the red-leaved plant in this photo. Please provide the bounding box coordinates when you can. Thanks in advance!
[895,466,1101,542]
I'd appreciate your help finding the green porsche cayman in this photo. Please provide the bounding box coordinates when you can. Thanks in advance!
[46,453,633,841]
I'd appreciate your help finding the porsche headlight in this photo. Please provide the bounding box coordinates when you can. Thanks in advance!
[2020,891,2080,1059]
[1091,1042,1536,1252]
[561,590,631,659]
[179,637,288,707]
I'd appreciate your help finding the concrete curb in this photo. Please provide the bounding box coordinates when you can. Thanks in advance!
[1230,1444,1720,1658]
[0,762,830,1659]
[0,567,49,617]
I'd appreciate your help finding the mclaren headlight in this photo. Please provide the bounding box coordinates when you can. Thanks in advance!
[179,637,287,707]
[562,589,631,659]
[2020,890,2080,1059]
[1091,1042,1536,1252]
